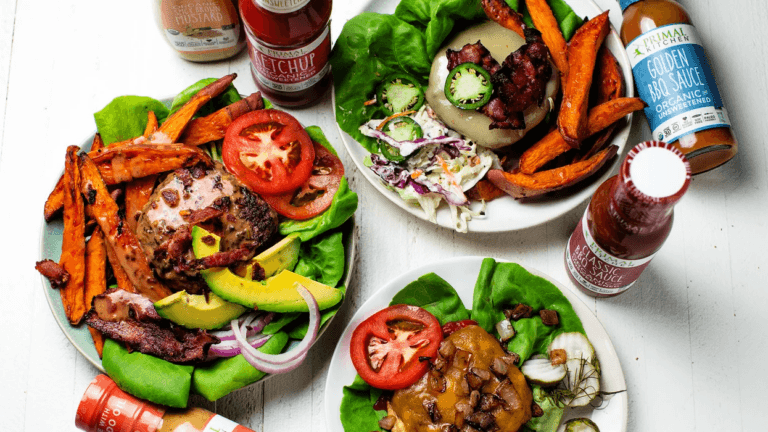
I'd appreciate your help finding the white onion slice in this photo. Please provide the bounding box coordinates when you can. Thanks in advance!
[232,283,320,374]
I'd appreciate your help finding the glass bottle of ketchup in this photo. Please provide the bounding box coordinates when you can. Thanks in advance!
[239,0,332,107]
[75,375,256,432]
[565,141,691,297]
[620,0,738,174]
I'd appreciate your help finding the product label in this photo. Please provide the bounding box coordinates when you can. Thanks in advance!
[160,0,240,54]
[246,24,331,92]
[253,0,311,14]
[202,414,255,432]
[626,24,730,145]
[565,212,655,295]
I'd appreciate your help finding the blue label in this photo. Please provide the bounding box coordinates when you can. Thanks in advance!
[626,24,730,143]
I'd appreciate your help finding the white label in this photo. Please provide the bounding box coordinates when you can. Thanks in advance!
[252,0,310,13]
[203,415,240,432]
[163,23,240,52]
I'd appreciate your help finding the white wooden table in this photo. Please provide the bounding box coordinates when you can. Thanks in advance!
[2,0,766,431]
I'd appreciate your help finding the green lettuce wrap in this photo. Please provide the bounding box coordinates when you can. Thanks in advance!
[279,177,358,242]
[94,96,170,145]
[192,331,289,401]
[102,339,194,408]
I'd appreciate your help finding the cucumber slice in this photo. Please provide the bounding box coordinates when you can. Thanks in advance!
[564,418,600,432]
[520,356,566,387]
[547,332,595,363]
[562,358,600,407]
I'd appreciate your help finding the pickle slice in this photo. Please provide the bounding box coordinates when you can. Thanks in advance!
[377,74,425,115]
[444,62,493,110]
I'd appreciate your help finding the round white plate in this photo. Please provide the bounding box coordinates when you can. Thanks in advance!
[324,256,628,432]
[335,0,634,232]
[38,98,357,385]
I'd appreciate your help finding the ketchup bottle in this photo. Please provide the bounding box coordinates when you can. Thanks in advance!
[619,0,738,174]
[75,375,256,432]
[239,0,332,107]
[564,141,691,297]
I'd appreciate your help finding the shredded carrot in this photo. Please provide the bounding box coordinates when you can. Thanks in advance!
[376,110,417,131]
[436,155,461,190]
[363,98,377,106]
[411,170,423,179]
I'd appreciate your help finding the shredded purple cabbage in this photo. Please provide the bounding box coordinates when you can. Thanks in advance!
[369,155,469,206]
[360,126,468,157]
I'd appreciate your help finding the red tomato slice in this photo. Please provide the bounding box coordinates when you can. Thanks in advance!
[262,141,344,220]
[350,304,443,390]
[441,319,478,338]
[222,109,315,195]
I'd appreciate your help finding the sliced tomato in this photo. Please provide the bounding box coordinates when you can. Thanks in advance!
[350,304,443,390]
[222,109,315,195]
[262,141,344,220]
[441,319,478,337]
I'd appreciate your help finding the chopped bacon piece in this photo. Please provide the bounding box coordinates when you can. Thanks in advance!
[36,259,70,289]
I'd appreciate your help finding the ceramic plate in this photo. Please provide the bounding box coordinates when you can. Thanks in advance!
[335,0,634,232]
[38,100,358,382]
[324,257,628,432]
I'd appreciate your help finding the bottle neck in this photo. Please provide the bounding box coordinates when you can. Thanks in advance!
[608,178,674,234]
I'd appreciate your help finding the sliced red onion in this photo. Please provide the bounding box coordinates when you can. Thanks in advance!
[360,124,467,157]
[209,333,273,358]
[210,312,273,342]
[231,284,320,374]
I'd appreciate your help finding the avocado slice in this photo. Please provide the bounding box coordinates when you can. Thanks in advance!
[154,290,247,330]
[191,226,343,312]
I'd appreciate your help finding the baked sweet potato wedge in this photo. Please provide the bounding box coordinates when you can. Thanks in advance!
[89,143,213,184]
[557,11,610,148]
[149,74,237,144]
[124,175,157,233]
[527,0,569,86]
[105,242,136,294]
[60,146,88,325]
[489,145,618,199]
[45,134,105,222]
[467,179,506,202]
[579,47,626,161]
[519,97,645,174]
[180,92,265,146]
[143,111,158,138]
[481,0,526,38]
[84,227,107,357]
[79,153,171,302]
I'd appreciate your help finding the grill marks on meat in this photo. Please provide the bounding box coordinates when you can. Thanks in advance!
[85,289,219,363]
[446,29,552,130]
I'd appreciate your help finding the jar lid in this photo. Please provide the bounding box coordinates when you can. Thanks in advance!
[75,375,165,432]
[619,0,642,12]
[620,141,691,204]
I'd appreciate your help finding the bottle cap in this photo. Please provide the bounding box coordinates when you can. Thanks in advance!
[75,375,165,432]
[621,141,691,204]
[619,0,642,12]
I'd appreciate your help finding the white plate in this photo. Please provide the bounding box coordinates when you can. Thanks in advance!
[324,256,628,432]
[335,0,634,232]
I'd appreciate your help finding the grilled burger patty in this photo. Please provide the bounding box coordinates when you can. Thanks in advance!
[136,163,278,293]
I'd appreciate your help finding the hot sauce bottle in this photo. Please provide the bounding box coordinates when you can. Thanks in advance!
[565,141,691,297]
[75,375,256,432]
[239,0,332,107]
[620,0,737,174]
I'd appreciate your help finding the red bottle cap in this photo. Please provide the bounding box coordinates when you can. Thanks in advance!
[75,375,165,432]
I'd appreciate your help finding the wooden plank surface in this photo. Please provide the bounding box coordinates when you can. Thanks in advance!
[1,0,767,431]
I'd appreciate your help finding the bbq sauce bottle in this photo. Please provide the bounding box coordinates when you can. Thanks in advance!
[619,0,737,174]
[565,141,691,297]
[75,375,256,432]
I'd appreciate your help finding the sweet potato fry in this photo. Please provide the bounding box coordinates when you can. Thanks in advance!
[179,92,265,146]
[84,227,107,356]
[467,179,506,202]
[520,97,645,174]
[149,74,237,144]
[124,175,157,233]
[481,0,526,38]
[488,145,618,199]
[89,143,213,184]
[143,111,158,138]
[557,11,610,148]
[527,0,569,86]
[59,146,88,325]
[79,153,172,302]
[105,242,136,293]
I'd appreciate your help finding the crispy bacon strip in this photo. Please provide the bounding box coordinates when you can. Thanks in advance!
[557,11,610,148]
[89,143,213,185]
[481,0,526,38]
[489,145,618,199]
[60,146,88,325]
[180,92,265,146]
[85,227,108,357]
[80,153,172,302]
[527,0,569,86]
[519,97,645,174]
[35,259,70,289]
[149,74,237,144]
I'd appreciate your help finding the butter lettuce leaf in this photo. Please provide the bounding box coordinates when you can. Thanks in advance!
[169,77,242,117]
[340,375,387,432]
[389,272,470,325]
[94,96,170,145]
[279,177,358,242]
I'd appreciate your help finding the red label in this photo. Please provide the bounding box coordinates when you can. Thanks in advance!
[565,212,655,296]
[245,24,331,92]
